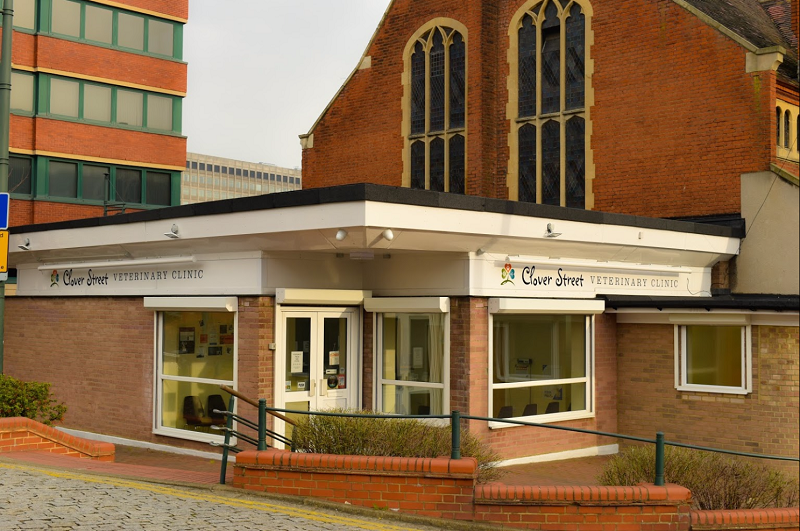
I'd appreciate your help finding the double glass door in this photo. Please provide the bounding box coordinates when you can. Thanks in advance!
[281,308,358,431]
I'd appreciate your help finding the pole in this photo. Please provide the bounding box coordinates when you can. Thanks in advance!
[450,410,461,459]
[219,395,235,485]
[654,432,665,486]
[257,398,267,451]
[0,0,15,374]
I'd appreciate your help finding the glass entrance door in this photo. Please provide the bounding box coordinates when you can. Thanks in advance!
[280,308,358,436]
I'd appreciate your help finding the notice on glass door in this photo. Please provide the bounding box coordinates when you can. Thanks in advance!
[329,351,339,366]
[291,351,304,373]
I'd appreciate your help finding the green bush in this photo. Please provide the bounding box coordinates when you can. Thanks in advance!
[598,445,799,510]
[290,409,505,483]
[0,374,67,426]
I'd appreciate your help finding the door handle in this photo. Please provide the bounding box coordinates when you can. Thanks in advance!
[319,379,327,397]
[310,379,316,396]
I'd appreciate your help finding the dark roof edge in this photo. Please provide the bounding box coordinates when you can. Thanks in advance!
[602,293,800,312]
[10,183,740,239]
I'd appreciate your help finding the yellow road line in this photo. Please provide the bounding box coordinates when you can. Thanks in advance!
[0,463,421,531]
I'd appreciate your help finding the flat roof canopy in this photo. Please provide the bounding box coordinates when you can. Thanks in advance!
[8,184,740,269]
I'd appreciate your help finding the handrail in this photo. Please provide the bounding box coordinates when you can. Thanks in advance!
[262,406,799,487]
[220,385,297,426]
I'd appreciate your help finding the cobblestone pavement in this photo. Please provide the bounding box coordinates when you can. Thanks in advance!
[0,463,447,531]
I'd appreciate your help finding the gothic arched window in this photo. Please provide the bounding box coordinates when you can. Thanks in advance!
[406,25,466,194]
[511,0,589,208]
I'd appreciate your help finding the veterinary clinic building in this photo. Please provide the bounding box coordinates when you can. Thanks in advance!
[5,185,798,462]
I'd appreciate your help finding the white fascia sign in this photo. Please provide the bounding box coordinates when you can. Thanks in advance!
[470,257,709,298]
[16,255,263,297]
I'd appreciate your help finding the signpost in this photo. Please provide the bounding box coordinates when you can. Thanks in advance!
[0,193,7,282]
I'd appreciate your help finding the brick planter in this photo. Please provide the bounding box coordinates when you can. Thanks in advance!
[233,448,478,520]
[0,417,115,461]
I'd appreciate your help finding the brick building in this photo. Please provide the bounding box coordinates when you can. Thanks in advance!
[5,0,188,227]
[3,0,798,468]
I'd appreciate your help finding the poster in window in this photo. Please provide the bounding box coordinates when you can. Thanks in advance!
[178,327,195,354]
[329,351,339,366]
[290,351,303,374]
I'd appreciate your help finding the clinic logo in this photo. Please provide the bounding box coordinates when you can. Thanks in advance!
[50,270,59,287]
[501,263,515,285]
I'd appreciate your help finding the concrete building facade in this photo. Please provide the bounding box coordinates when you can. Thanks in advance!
[180,153,301,205]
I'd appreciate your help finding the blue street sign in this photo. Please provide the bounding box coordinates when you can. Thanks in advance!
[0,193,8,230]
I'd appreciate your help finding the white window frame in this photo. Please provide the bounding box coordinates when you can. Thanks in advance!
[369,297,450,419]
[674,319,752,395]
[488,298,602,429]
[147,297,238,443]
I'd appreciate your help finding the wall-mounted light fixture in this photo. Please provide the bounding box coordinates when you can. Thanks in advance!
[544,223,562,238]
[17,238,31,251]
[164,224,180,239]
[476,248,486,255]
[382,229,394,241]
[335,229,348,241]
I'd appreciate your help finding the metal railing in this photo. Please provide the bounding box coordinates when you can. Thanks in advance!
[210,385,296,484]
[256,407,799,487]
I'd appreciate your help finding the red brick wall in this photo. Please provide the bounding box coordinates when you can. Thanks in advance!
[616,323,800,469]
[3,296,270,453]
[234,449,699,529]
[30,36,187,93]
[692,508,800,531]
[303,0,781,218]
[119,0,189,20]
[362,309,374,408]
[12,117,186,168]
[234,449,478,518]
[474,483,693,530]
[9,199,144,227]
[0,418,115,461]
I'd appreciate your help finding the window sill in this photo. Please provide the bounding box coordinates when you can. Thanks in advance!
[676,385,749,396]
[488,410,594,429]
[153,426,231,445]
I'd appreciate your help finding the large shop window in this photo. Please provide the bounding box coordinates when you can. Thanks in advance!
[148,297,237,443]
[489,298,601,425]
[369,298,450,417]
[675,323,752,395]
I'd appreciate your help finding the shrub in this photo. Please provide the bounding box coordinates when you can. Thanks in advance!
[598,444,799,510]
[0,374,67,426]
[290,408,505,483]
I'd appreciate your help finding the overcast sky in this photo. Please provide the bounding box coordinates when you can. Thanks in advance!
[183,1,392,169]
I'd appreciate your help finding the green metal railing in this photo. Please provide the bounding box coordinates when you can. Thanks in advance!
[210,385,296,484]
[255,407,799,487]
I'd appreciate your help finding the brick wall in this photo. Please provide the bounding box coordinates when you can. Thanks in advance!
[234,449,478,518]
[302,0,784,218]
[616,323,799,471]
[32,35,187,93]
[0,417,115,461]
[692,508,800,531]
[3,296,269,453]
[12,117,186,168]
[474,483,693,530]
[104,0,188,21]
[9,198,144,227]
[233,449,703,530]
[362,309,374,408]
